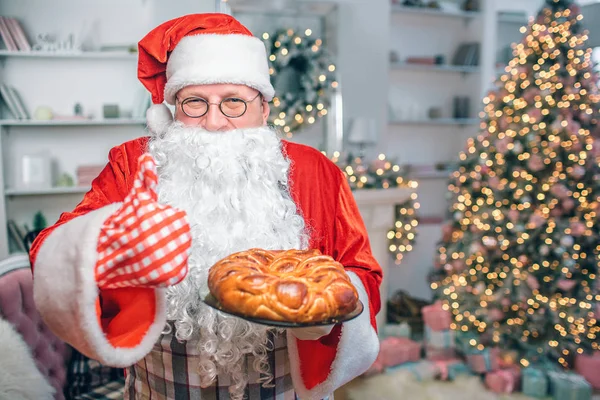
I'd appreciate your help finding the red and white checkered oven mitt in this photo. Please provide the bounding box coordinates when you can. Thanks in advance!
[95,153,192,289]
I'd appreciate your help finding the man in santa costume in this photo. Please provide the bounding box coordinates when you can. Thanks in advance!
[30,13,381,400]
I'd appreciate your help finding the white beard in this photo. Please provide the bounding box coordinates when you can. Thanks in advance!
[148,122,309,397]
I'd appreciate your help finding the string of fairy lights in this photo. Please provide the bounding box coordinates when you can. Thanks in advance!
[327,151,420,262]
[432,2,599,368]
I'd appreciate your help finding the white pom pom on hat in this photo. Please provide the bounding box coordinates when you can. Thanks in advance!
[146,103,173,136]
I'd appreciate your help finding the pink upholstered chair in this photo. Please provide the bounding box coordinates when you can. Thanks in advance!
[0,253,71,399]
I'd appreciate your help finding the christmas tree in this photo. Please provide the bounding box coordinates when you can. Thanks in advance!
[430,0,600,369]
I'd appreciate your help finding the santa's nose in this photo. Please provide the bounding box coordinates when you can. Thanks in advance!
[203,105,229,132]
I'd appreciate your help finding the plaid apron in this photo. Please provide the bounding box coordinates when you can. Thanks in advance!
[124,329,296,400]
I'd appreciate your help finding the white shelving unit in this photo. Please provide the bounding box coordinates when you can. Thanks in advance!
[390,5,480,20]
[0,50,138,60]
[390,62,480,74]
[384,1,489,302]
[0,49,147,257]
[389,117,480,126]
[4,186,90,196]
[0,118,146,126]
[384,0,546,302]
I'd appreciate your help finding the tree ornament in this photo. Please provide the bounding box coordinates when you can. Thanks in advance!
[560,235,574,247]
[527,275,540,291]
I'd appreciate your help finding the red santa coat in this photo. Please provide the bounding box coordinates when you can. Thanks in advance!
[29,137,382,399]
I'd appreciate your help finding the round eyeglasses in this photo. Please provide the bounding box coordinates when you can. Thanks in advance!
[179,92,262,119]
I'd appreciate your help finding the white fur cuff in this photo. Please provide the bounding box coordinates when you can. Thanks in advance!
[33,205,167,367]
[288,271,380,399]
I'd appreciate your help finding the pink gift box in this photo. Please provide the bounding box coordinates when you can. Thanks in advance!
[433,358,463,380]
[575,351,600,390]
[425,345,457,361]
[422,301,452,331]
[485,367,521,394]
[466,348,500,373]
[380,336,422,367]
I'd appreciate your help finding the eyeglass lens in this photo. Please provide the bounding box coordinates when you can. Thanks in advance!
[182,97,248,118]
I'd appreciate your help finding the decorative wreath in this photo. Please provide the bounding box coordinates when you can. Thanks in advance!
[262,28,338,136]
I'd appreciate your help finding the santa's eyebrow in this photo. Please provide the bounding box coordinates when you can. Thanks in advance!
[180,91,245,99]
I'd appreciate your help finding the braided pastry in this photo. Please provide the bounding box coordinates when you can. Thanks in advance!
[207,248,359,323]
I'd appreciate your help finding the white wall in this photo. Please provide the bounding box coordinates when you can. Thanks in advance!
[334,0,390,141]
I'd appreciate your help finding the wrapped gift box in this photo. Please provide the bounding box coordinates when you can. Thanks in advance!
[466,347,500,373]
[522,367,548,398]
[574,352,600,390]
[387,360,440,381]
[548,371,592,400]
[383,322,411,339]
[424,326,456,349]
[433,359,472,381]
[422,301,452,331]
[379,336,421,367]
[447,361,473,381]
[485,367,521,394]
[425,345,457,361]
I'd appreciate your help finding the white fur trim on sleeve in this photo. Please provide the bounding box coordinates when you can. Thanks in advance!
[164,34,275,103]
[287,271,380,400]
[32,205,167,367]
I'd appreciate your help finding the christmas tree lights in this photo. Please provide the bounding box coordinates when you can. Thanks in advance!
[431,0,600,368]
[327,151,420,263]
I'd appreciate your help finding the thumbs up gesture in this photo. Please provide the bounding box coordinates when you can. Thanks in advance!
[95,153,191,289]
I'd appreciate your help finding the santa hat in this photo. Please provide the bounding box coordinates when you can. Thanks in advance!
[138,13,275,135]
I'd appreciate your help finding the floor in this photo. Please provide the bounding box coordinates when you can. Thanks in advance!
[334,369,600,400]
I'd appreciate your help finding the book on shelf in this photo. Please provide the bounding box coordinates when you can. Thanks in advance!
[4,17,31,51]
[7,219,26,252]
[0,16,17,51]
[9,86,30,119]
[0,84,29,119]
[0,84,21,119]
[404,56,436,65]
[452,42,480,66]
[0,16,30,51]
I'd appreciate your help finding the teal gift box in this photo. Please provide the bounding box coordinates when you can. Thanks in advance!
[386,360,440,381]
[522,367,548,398]
[447,362,473,381]
[424,326,456,349]
[383,322,411,339]
[548,371,592,400]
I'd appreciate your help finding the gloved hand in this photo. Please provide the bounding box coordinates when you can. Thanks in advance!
[289,324,335,341]
[95,153,192,289]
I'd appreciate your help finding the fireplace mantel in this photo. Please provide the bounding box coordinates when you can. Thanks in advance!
[352,187,414,331]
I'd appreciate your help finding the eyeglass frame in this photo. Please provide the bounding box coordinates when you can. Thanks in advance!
[177,92,263,119]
